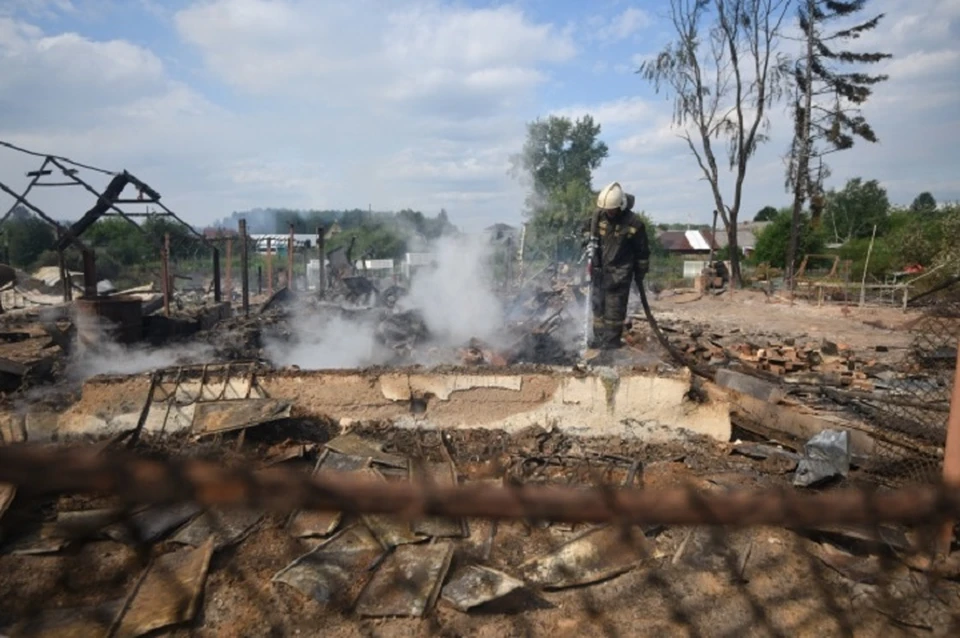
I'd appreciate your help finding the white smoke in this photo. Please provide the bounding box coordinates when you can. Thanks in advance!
[403,235,504,346]
[268,312,383,369]
[266,233,506,370]
[63,307,215,381]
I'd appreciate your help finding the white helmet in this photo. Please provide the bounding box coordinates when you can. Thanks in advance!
[597,182,626,211]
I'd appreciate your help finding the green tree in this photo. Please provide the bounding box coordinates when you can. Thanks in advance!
[754,206,779,222]
[3,208,56,268]
[752,209,825,269]
[85,218,154,265]
[822,178,890,244]
[511,115,608,259]
[785,0,890,281]
[511,115,608,205]
[638,0,791,287]
[910,192,937,214]
[529,179,596,261]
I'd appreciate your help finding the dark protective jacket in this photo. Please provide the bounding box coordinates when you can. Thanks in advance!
[585,208,651,292]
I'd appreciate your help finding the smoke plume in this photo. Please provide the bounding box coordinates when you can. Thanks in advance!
[266,234,505,369]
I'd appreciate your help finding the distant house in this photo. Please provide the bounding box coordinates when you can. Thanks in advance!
[484,223,520,244]
[709,221,770,257]
[657,229,720,256]
[202,227,238,239]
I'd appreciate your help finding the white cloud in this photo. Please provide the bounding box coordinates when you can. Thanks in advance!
[552,97,656,126]
[0,0,957,234]
[0,2,576,230]
[586,6,652,43]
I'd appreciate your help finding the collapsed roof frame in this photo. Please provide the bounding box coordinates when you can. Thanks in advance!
[0,140,222,303]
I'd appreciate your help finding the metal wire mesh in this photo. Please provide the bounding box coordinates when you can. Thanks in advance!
[848,281,959,486]
[2,422,959,637]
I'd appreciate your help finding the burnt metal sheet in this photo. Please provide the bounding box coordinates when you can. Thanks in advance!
[355,542,454,618]
[288,450,371,539]
[519,525,649,589]
[0,482,14,524]
[352,467,421,548]
[320,449,373,473]
[112,538,214,638]
[362,513,423,548]
[3,523,70,555]
[104,502,202,544]
[8,599,124,638]
[191,398,293,436]
[288,509,342,539]
[325,433,407,469]
[441,565,526,612]
[273,524,383,607]
[171,507,263,550]
[410,461,467,538]
[55,508,125,538]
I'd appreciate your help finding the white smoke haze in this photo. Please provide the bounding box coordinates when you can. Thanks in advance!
[404,235,504,347]
[63,307,215,382]
[266,233,506,370]
[268,313,384,370]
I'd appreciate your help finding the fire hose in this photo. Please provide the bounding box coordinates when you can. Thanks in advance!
[583,212,712,381]
[637,283,714,381]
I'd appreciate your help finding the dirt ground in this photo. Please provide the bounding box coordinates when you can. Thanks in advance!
[0,426,955,637]
[0,288,953,635]
[646,290,917,352]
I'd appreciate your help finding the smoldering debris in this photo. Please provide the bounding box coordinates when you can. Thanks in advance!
[258,234,584,369]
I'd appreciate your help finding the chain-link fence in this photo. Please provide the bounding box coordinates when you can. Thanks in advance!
[848,281,959,487]
[1,425,959,637]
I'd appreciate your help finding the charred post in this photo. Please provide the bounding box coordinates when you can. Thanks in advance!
[213,246,222,303]
[317,226,326,298]
[287,223,295,292]
[239,219,249,315]
[266,238,273,298]
[161,233,171,317]
[225,237,233,303]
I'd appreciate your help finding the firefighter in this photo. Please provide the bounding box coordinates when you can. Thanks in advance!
[587,182,650,350]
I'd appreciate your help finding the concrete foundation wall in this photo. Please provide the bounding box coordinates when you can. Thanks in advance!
[38,366,731,443]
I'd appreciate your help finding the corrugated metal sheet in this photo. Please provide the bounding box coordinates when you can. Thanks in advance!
[356,259,395,270]
[406,253,433,266]
[685,230,711,251]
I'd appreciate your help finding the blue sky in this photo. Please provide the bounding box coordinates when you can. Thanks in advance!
[1,0,958,232]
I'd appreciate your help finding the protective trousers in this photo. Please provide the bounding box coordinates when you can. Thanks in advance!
[591,276,630,349]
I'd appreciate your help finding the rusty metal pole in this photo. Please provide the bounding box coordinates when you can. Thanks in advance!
[212,246,222,303]
[82,249,97,298]
[165,233,174,311]
[225,238,233,304]
[287,223,295,292]
[58,245,71,302]
[239,220,249,315]
[317,226,326,298]
[938,341,960,556]
[266,238,273,298]
[160,235,170,317]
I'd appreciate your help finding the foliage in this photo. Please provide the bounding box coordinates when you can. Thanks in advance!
[785,0,890,275]
[910,192,937,214]
[219,207,457,240]
[510,115,608,216]
[528,179,596,261]
[638,0,791,285]
[822,178,890,244]
[510,115,609,261]
[752,210,826,269]
[1,207,56,268]
[754,206,779,222]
